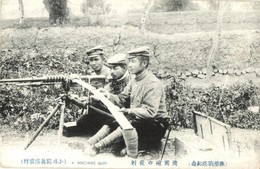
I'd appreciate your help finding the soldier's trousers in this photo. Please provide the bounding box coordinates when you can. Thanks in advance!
[76,101,112,135]
[108,117,169,154]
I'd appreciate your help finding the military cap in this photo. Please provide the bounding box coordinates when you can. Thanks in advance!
[107,53,127,66]
[127,46,150,59]
[86,45,104,58]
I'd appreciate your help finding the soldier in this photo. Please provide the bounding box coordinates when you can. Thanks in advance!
[70,45,110,134]
[85,46,169,157]
[83,45,111,78]
[69,52,131,134]
[106,53,130,95]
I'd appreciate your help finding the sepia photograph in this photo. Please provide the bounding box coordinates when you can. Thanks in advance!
[0,0,259,168]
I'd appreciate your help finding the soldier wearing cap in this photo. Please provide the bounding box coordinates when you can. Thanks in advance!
[70,51,132,136]
[84,45,110,78]
[67,45,112,134]
[84,46,169,157]
[105,53,131,96]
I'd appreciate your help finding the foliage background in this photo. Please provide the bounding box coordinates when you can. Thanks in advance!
[0,26,259,131]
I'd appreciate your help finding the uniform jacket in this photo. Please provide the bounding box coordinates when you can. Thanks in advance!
[107,71,131,95]
[109,70,168,119]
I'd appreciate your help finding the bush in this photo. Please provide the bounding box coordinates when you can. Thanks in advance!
[152,0,190,12]
[166,78,260,129]
[0,84,84,131]
[0,48,88,131]
[80,0,111,15]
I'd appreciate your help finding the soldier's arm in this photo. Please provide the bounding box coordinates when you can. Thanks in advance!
[129,82,164,119]
[66,94,88,108]
[109,82,131,108]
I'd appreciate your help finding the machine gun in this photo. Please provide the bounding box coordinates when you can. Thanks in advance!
[0,74,106,149]
[0,75,136,156]
[0,74,107,91]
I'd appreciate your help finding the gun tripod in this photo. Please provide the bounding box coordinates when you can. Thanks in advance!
[23,94,114,150]
[24,95,69,150]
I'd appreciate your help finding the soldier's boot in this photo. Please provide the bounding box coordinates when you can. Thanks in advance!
[119,148,127,157]
[122,128,138,158]
[87,127,123,156]
[86,125,111,146]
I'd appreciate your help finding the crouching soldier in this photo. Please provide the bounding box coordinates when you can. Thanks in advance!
[84,46,169,158]
[68,52,131,134]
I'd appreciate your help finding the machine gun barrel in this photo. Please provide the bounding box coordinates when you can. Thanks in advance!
[0,75,106,89]
[0,77,47,83]
[0,75,106,83]
[0,75,69,83]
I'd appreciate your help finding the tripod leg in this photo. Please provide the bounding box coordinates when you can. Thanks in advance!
[24,104,61,150]
[58,100,65,147]
[160,125,172,161]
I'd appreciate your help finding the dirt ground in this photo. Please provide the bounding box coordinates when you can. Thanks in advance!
[0,124,259,168]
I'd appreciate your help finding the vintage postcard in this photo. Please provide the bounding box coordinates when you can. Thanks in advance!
[0,0,259,168]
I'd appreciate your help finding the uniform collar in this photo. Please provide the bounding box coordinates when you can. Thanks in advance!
[135,69,148,81]
[120,70,129,80]
[113,71,129,84]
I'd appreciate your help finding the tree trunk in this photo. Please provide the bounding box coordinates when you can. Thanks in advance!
[43,0,68,25]
[0,0,3,20]
[206,1,229,79]
[85,0,88,15]
[18,0,24,24]
[140,0,155,34]
[43,0,50,13]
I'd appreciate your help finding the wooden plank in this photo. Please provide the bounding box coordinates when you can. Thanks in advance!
[174,138,188,157]
[193,111,232,151]
[174,135,222,159]
[73,79,133,130]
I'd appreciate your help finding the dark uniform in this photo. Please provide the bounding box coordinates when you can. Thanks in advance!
[77,46,111,134]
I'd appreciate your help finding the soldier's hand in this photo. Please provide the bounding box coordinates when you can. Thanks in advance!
[90,95,100,101]
[99,88,110,99]
[119,108,131,115]
[119,108,136,120]
[89,88,110,101]
[69,94,78,100]
[64,93,80,103]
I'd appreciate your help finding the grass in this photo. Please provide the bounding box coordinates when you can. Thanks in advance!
[0,17,98,29]
[0,15,129,29]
